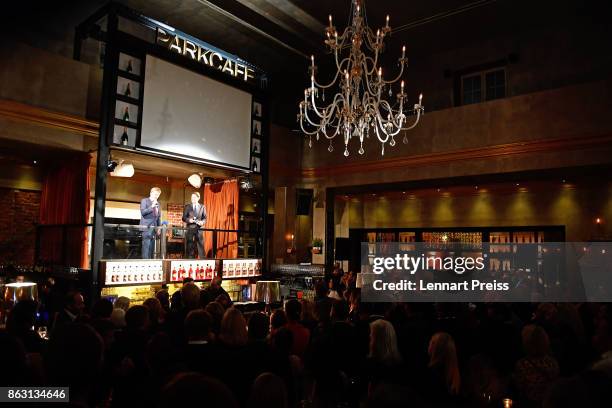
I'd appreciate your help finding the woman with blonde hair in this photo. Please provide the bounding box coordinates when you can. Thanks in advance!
[369,319,402,365]
[428,332,461,396]
[219,307,248,347]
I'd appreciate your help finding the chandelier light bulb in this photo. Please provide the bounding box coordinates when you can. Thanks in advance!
[386,15,390,28]
[402,45,406,58]
[329,14,333,28]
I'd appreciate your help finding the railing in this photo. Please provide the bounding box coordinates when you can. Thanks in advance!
[35,223,262,268]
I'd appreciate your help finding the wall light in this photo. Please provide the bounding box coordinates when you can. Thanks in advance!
[110,161,134,177]
[187,173,203,188]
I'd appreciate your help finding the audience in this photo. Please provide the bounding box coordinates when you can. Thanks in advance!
[2,280,612,408]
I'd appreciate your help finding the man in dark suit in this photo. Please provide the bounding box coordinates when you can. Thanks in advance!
[140,187,162,259]
[182,192,207,258]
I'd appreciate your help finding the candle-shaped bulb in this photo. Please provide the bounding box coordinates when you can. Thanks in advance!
[329,14,332,28]
[386,15,390,28]
[357,5,360,13]
[377,29,380,39]
[378,67,382,77]
[401,80,405,90]
[311,55,315,67]
[419,93,423,104]
[402,45,406,57]
[345,70,350,82]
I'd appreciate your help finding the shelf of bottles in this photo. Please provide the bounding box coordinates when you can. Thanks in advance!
[101,285,159,305]
[113,52,142,148]
[101,260,164,285]
[221,259,262,279]
[169,260,218,283]
[488,231,545,273]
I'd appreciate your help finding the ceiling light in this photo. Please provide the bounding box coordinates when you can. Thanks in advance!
[299,1,424,157]
[188,173,203,188]
[110,161,134,177]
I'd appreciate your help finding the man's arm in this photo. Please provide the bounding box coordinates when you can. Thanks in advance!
[140,198,154,217]
[182,204,192,224]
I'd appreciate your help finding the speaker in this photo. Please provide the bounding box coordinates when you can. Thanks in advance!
[335,237,350,260]
[296,189,313,215]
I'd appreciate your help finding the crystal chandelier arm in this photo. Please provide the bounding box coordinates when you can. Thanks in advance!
[382,60,406,85]
[400,107,423,131]
[314,56,349,89]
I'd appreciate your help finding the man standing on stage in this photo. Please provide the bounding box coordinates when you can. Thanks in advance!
[140,187,162,259]
[182,192,207,258]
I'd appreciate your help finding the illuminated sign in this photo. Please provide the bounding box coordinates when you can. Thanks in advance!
[157,28,256,82]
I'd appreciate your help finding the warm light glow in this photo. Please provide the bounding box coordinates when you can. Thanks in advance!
[110,161,135,178]
[596,217,602,224]
[187,173,203,188]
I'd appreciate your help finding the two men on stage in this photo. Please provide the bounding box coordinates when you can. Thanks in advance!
[182,192,207,259]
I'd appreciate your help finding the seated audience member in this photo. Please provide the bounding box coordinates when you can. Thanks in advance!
[364,319,403,391]
[158,372,238,408]
[0,333,29,386]
[201,276,232,307]
[143,297,165,331]
[91,298,113,320]
[183,310,215,374]
[110,307,126,328]
[284,299,310,358]
[205,301,226,339]
[270,309,288,337]
[300,299,318,334]
[114,296,130,312]
[314,280,334,326]
[53,291,85,331]
[426,332,462,402]
[216,308,250,405]
[248,372,288,408]
[155,289,170,313]
[514,324,560,405]
[6,299,43,353]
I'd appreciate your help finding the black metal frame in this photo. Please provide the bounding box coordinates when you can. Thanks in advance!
[76,2,271,300]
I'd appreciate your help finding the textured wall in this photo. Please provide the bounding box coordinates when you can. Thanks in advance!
[0,188,41,265]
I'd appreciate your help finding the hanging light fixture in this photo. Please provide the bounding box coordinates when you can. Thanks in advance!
[298,0,424,157]
[187,173,203,188]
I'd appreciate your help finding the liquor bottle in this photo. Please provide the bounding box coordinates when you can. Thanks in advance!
[123,106,130,122]
[126,59,133,73]
[172,266,177,282]
[253,144,258,153]
[252,160,258,172]
[179,264,185,280]
[188,265,194,280]
[120,127,129,146]
[125,82,131,97]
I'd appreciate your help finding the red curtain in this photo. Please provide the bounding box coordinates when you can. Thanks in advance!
[39,153,91,268]
[204,179,239,258]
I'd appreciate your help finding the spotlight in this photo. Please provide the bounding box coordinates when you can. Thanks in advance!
[240,177,253,191]
[187,173,203,188]
[107,160,118,172]
[110,161,134,177]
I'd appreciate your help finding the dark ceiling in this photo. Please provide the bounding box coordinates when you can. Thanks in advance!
[1,0,607,127]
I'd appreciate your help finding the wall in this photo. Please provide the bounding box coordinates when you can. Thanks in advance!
[0,188,40,265]
[335,181,612,242]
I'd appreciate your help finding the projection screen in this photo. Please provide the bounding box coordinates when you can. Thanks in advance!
[140,55,252,168]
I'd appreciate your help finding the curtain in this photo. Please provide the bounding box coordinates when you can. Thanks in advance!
[39,153,91,269]
[203,179,239,258]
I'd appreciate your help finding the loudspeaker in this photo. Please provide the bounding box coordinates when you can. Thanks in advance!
[335,237,350,260]
[296,189,313,215]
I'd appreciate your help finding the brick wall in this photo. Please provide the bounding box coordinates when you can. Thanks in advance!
[0,188,40,265]
[167,203,184,226]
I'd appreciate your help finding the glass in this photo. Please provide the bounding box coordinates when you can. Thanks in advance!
[37,326,48,340]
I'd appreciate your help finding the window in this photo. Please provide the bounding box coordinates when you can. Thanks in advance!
[461,68,506,105]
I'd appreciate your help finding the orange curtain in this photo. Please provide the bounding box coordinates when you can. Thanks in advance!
[39,153,91,268]
[203,179,239,258]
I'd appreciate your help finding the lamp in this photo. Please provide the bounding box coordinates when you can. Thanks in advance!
[110,160,135,177]
[188,173,203,188]
[3,282,38,305]
[255,280,281,314]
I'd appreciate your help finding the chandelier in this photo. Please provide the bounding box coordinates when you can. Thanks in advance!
[298,0,424,157]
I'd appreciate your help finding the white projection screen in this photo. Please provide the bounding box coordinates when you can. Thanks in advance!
[140,55,252,168]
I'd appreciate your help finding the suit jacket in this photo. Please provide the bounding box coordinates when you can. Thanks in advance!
[140,197,161,227]
[182,203,207,228]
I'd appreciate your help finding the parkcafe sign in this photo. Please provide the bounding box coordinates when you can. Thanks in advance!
[156,28,258,83]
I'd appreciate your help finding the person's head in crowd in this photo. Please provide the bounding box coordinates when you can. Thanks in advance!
[45,323,103,403]
[181,282,201,310]
[125,305,150,331]
[146,333,178,379]
[114,296,130,312]
[191,192,200,206]
[522,324,551,357]
[272,327,293,356]
[185,310,212,343]
[535,303,558,324]
[6,299,37,334]
[369,319,402,365]
[65,291,85,316]
[248,312,269,342]
[300,299,315,322]
[219,307,248,347]
[248,372,288,408]
[428,331,461,395]
[90,318,116,351]
[183,277,195,285]
[284,299,302,323]
[315,279,328,299]
[91,298,113,320]
[110,308,126,328]
[143,297,164,326]
[216,293,231,309]
[331,300,350,322]
[205,301,225,337]
[156,289,170,312]
[158,372,238,408]
[270,310,288,332]
[0,333,28,386]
